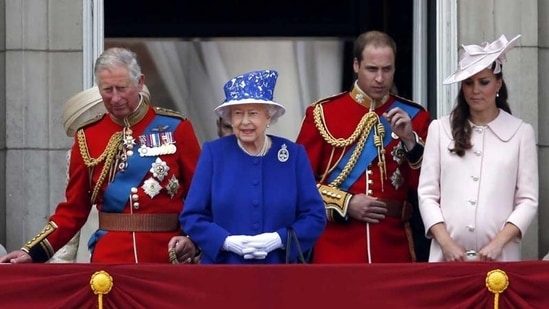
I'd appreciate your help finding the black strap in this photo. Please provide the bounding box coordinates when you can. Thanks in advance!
[285,227,307,264]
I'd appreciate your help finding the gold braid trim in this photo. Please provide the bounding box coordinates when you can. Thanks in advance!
[328,126,369,188]
[313,103,377,147]
[21,221,57,255]
[77,129,123,204]
[317,184,352,219]
[312,104,380,188]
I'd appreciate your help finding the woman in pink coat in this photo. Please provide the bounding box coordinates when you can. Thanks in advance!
[418,34,538,262]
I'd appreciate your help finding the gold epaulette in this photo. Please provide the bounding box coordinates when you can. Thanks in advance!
[392,94,427,111]
[317,184,352,222]
[308,91,348,107]
[76,113,106,131]
[154,106,187,120]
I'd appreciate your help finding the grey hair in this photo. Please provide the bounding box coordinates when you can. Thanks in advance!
[94,47,142,86]
[219,104,282,124]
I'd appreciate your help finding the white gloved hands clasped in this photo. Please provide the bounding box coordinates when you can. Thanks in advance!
[245,232,282,253]
[223,235,253,256]
[223,233,282,260]
[242,247,268,260]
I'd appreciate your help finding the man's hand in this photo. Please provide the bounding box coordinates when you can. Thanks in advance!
[347,194,388,223]
[0,250,32,264]
[168,236,199,264]
[383,107,416,150]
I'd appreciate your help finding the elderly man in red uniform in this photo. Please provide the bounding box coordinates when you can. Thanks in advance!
[1,47,201,264]
[296,31,431,263]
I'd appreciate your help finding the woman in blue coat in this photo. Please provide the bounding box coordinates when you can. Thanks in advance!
[177,69,326,264]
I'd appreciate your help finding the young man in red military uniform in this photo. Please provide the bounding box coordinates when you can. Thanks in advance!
[0,47,201,264]
[296,31,431,263]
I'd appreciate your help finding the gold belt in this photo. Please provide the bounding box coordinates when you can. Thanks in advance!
[98,212,180,232]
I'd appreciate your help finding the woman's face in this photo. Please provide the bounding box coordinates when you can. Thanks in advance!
[461,68,502,113]
[230,103,270,145]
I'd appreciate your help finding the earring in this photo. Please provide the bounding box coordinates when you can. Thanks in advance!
[266,124,270,128]
[496,92,499,97]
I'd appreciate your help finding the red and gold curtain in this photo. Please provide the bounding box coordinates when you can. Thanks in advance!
[1,261,548,308]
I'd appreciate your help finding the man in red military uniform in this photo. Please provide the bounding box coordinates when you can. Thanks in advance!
[296,30,431,263]
[0,47,201,264]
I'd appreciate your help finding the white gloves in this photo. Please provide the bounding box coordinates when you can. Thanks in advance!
[223,232,282,260]
[223,235,253,256]
[242,247,268,260]
[246,232,282,253]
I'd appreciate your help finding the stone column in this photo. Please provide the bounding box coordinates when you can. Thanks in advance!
[537,0,549,258]
[0,0,7,246]
[3,0,84,250]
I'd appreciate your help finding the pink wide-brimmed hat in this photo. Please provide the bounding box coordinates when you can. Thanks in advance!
[443,34,521,84]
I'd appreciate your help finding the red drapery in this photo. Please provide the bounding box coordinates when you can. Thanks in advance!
[1,261,548,308]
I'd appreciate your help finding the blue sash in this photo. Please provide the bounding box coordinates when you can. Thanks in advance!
[88,114,180,252]
[101,114,180,212]
[327,101,421,190]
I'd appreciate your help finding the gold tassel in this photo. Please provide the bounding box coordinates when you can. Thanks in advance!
[373,122,387,191]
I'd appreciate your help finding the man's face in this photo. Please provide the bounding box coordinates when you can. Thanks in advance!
[353,45,395,101]
[97,66,144,120]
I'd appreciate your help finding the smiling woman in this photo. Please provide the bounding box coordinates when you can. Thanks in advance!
[175,69,327,264]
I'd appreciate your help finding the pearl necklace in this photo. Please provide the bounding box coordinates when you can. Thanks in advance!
[238,136,270,157]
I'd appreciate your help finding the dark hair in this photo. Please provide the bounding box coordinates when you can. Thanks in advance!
[353,30,397,63]
[449,62,512,157]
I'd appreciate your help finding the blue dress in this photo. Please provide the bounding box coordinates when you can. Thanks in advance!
[180,135,326,264]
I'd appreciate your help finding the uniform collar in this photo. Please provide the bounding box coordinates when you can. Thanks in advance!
[350,81,389,109]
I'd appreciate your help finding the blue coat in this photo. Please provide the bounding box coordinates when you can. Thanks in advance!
[180,135,326,264]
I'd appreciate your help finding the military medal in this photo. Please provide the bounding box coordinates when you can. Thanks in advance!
[150,158,170,181]
[138,131,177,157]
[391,143,406,165]
[142,177,162,198]
[118,127,136,171]
[390,168,404,190]
[166,175,180,199]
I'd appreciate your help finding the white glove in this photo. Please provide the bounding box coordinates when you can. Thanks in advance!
[223,235,253,256]
[246,232,282,253]
[243,247,268,260]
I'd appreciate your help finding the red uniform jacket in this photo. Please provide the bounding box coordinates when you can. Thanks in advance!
[24,103,201,263]
[296,85,430,263]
